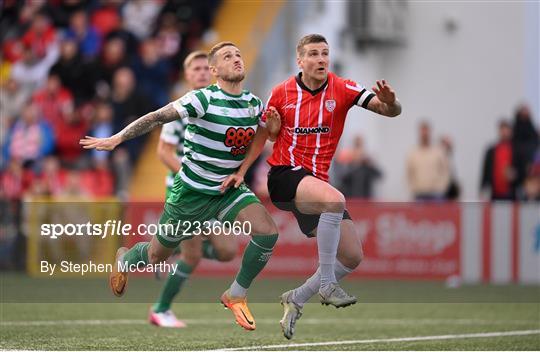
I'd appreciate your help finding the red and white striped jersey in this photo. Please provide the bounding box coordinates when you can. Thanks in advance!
[262,72,375,181]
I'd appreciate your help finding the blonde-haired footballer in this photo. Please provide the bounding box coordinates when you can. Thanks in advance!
[81,42,282,331]
[150,51,237,328]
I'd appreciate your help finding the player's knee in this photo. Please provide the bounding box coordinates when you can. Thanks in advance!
[322,191,346,213]
[148,251,165,265]
[259,218,279,235]
[250,213,279,235]
[255,223,279,236]
[216,247,236,262]
[181,250,202,267]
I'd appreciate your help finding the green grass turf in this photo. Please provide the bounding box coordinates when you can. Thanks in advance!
[1,274,539,350]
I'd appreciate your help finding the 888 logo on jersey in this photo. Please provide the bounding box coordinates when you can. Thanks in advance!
[224,127,255,156]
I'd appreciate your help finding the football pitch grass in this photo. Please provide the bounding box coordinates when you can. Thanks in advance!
[1,274,539,350]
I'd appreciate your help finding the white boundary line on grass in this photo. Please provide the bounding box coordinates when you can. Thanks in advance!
[0,319,146,326]
[1,318,538,326]
[213,329,540,351]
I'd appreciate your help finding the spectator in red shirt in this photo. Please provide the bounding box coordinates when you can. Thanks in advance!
[481,120,516,200]
[54,108,89,168]
[90,2,120,38]
[21,11,57,60]
[0,159,33,201]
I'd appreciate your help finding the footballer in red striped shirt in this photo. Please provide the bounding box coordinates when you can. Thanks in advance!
[262,71,377,181]
[226,35,401,340]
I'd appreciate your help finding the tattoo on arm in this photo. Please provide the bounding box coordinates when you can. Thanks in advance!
[383,100,402,117]
[369,99,402,117]
[118,104,179,142]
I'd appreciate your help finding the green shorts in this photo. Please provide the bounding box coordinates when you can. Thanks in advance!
[157,178,260,248]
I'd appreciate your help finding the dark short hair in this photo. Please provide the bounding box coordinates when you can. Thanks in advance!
[296,34,328,57]
[183,50,208,69]
[208,41,237,64]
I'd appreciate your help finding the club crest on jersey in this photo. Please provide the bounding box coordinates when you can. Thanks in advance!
[248,103,255,117]
[284,103,297,110]
[325,99,336,112]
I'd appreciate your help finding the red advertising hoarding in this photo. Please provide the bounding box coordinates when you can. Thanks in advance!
[122,201,461,280]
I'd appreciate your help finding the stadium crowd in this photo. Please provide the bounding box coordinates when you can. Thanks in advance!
[1,0,220,201]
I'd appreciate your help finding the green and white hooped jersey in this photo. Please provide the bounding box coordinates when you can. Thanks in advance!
[171,84,264,195]
[160,119,186,187]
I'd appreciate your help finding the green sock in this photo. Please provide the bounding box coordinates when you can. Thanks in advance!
[234,234,278,289]
[122,242,150,265]
[202,241,218,260]
[153,260,194,313]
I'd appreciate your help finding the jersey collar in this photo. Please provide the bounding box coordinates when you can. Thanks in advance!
[296,72,328,96]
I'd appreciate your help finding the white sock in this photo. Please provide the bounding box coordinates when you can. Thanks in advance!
[292,260,354,306]
[229,280,247,297]
[317,211,343,288]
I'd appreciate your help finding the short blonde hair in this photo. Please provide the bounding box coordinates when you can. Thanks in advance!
[208,41,237,64]
[296,34,328,57]
[183,51,208,69]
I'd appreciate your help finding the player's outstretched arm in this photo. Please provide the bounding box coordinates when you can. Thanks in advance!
[367,80,402,118]
[80,104,180,151]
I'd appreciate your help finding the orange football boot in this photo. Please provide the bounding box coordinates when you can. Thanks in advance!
[220,289,256,331]
[109,247,129,297]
